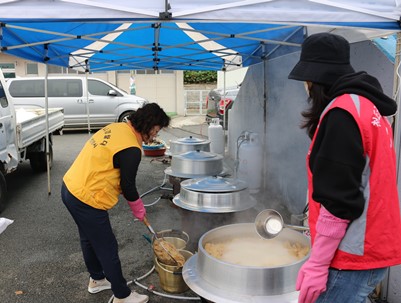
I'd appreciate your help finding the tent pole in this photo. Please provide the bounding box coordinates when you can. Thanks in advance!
[392,32,401,201]
[223,67,227,131]
[262,45,267,195]
[85,60,91,134]
[393,33,401,173]
[383,31,401,302]
[44,50,51,196]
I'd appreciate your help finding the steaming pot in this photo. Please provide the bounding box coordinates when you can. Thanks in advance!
[169,150,223,178]
[169,136,210,156]
[173,176,256,213]
[183,223,310,302]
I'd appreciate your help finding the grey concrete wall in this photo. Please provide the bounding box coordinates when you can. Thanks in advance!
[351,40,401,303]
[227,56,310,216]
[351,40,394,97]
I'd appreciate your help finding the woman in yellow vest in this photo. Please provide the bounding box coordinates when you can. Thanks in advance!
[61,103,170,303]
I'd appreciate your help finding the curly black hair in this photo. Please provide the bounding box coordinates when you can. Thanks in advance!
[128,103,170,136]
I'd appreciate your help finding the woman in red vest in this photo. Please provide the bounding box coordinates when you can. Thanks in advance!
[288,33,401,303]
[61,103,170,303]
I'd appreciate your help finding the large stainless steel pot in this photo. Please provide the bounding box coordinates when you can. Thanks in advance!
[173,176,256,213]
[183,223,310,301]
[169,136,210,155]
[170,150,223,178]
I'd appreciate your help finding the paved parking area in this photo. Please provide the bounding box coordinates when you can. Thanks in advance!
[1,115,286,303]
[0,116,215,303]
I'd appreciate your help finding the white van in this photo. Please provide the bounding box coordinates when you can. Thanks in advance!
[7,76,148,129]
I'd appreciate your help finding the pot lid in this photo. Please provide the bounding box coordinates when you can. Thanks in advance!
[172,136,209,145]
[173,193,256,213]
[181,176,248,193]
[164,167,228,179]
[175,150,222,161]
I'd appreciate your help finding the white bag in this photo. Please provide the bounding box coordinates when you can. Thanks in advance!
[0,217,14,234]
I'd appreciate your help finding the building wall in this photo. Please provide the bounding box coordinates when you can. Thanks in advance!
[217,67,247,89]
[0,54,184,115]
[128,72,184,115]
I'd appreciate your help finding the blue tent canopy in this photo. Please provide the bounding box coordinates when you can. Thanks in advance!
[373,34,397,63]
[1,22,305,71]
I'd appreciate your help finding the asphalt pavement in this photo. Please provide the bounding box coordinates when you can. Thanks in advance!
[0,116,239,303]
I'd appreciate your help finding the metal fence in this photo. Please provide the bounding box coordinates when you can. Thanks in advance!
[184,89,209,115]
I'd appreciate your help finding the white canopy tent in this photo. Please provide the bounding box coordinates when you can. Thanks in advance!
[0,0,399,24]
[0,1,401,300]
[0,0,399,72]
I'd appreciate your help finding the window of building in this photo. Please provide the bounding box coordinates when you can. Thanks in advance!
[136,69,154,75]
[26,63,38,75]
[134,69,173,75]
[48,64,64,74]
[67,67,79,74]
[46,65,80,74]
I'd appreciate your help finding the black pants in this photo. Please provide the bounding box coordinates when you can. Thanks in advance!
[61,182,131,299]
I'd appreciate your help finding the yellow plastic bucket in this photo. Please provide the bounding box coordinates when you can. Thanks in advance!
[154,250,193,293]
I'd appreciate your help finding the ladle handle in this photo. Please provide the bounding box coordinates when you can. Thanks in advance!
[284,224,310,231]
[143,216,157,237]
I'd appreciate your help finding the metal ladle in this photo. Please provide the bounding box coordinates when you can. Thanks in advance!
[255,209,309,239]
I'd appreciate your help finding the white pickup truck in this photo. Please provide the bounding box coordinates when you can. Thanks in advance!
[0,70,64,212]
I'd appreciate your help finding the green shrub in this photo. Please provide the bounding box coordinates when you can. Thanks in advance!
[184,71,217,84]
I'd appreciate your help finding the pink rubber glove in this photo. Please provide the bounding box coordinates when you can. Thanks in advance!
[127,198,146,221]
[296,207,349,303]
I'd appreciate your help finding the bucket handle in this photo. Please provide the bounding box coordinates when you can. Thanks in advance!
[154,257,183,275]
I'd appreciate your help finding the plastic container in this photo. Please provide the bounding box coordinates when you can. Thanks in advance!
[143,148,166,157]
[142,142,166,157]
[237,132,263,193]
[208,118,224,155]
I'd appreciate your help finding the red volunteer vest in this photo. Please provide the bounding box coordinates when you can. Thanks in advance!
[308,94,401,270]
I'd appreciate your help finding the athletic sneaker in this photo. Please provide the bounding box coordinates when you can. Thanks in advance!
[87,277,112,294]
[113,291,149,303]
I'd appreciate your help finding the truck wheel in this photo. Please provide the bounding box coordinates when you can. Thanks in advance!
[0,171,6,213]
[118,111,134,123]
[30,144,53,173]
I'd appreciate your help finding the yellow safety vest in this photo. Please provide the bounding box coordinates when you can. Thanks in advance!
[63,123,142,210]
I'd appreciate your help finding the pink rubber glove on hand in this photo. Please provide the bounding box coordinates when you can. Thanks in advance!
[127,198,146,221]
[296,207,349,303]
